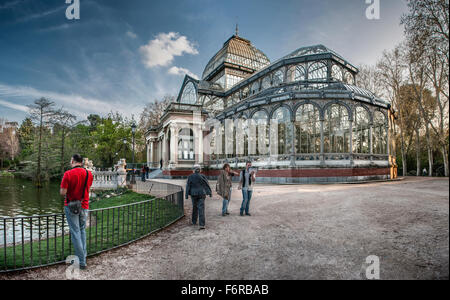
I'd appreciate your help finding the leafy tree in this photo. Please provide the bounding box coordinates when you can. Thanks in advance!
[27,98,56,187]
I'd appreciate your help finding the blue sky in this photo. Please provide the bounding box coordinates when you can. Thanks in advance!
[0,0,408,123]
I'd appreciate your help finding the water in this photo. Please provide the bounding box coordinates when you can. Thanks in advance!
[0,176,64,218]
[0,176,66,247]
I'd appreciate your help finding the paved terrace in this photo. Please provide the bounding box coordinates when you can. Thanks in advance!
[1,177,448,280]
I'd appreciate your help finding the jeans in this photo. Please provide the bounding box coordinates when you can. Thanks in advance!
[64,206,87,267]
[240,188,253,215]
[222,188,232,215]
[191,196,206,227]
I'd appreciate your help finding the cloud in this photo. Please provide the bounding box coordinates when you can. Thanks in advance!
[0,83,128,119]
[126,30,137,39]
[15,6,65,23]
[0,98,29,112]
[37,23,70,33]
[0,0,21,10]
[139,32,198,68]
[168,66,199,80]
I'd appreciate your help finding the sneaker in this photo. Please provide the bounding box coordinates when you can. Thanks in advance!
[240,212,244,216]
[225,212,230,215]
[80,265,87,270]
[199,226,206,230]
[222,213,226,217]
[246,213,251,216]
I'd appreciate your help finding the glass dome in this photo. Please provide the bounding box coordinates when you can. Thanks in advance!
[202,35,270,80]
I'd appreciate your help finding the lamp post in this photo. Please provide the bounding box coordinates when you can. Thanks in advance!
[122,137,127,160]
[130,121,137,184]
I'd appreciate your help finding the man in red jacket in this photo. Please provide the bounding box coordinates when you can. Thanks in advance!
[60,154,93,269]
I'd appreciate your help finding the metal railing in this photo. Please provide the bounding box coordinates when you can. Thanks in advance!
[0,181,184,273]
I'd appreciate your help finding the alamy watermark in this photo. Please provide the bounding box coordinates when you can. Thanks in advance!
[65,255,81,280]
[65,0,80,20]
[365,0,380,20]
[365,255,380,279]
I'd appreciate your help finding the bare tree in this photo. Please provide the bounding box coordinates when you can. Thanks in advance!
[402,0,449,176]
[377,45,409,176]
[139,95,174,131]
[356,64,385,98]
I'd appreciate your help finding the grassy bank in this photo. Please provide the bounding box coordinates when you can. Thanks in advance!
[1,191,183,271]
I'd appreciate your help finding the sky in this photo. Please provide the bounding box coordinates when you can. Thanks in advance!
[0,0,409,124]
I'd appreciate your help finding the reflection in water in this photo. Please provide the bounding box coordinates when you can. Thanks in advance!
[0,176,64,218]
[0,176,66,246]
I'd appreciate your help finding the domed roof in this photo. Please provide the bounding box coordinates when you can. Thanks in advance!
[202,35,270,80]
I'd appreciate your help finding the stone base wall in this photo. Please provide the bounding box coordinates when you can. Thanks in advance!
[162,167,390,183]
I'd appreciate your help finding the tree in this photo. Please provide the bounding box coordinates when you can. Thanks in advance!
[90,112,140,168]
[27,98,56,187]
[139,95,173,131]
[0,119,20,168]
[17,117,34,160]
[402,0,449,176]
[377,45,409,176]
[52,109,77,177]
[356,64,385,98]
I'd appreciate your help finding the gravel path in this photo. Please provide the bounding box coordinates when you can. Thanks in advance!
[1,177,448,280]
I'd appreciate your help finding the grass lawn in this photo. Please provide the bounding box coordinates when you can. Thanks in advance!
[1,191,183,271]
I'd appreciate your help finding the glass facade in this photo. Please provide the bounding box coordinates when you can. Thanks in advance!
[324,104,350,153]
[352,106,370,154]
[180,82,197,104]
[373,111,387,155]
[178,128,194,160]
[272,107,293,155]
[295,104,321,154]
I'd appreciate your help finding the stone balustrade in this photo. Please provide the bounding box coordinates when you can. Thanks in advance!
[84,158,128,191]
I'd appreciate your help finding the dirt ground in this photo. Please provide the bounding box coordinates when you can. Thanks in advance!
[1,177,448,280]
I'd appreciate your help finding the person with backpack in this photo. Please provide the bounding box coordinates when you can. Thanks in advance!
[238,161,256,216]
[216,163,239,216]
[60,154,93,270]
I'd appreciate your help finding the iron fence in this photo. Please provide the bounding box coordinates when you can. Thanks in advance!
[0,181,184,273]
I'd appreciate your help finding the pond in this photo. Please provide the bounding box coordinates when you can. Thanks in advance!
[0,176,64,218]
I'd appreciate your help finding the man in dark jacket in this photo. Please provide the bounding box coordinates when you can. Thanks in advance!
[186,164,212,230]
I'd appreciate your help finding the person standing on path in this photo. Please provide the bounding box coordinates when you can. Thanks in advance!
[145,165,150,179]
[186,165,212,230]
[60,154,93,270]
[216,163,239,216]
[238,161,256,216]
[141,165,146,182]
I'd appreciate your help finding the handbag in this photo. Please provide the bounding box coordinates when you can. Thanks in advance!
[68,169,89,215]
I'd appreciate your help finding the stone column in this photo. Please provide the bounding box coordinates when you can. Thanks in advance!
[198,124,204,164]
[162,131,167,168]
[193,111,203,165]
[146,139,151,167]
[169,125,178,166]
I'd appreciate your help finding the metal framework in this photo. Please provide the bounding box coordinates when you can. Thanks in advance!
[147,34,392,181]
